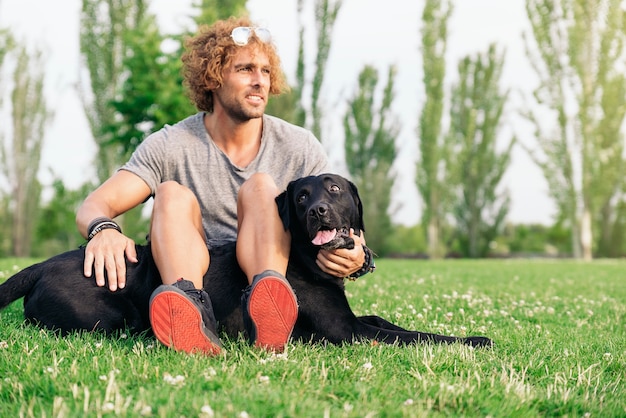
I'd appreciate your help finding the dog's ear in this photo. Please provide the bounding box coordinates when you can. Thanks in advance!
[347,180,365,233]
[275,181,295,231]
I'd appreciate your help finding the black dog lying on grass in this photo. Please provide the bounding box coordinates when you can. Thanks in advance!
[0,174,492,348]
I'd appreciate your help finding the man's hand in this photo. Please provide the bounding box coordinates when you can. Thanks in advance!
[316,229,366,278]
[83,229,138,291]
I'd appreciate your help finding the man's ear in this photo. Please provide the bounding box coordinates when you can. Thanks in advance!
[275,182,295,232]
[348,180,365,233]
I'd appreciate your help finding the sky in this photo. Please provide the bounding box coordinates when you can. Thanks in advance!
[0,0,554,226]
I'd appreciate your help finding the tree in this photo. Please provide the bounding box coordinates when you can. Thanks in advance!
[343,65,399,256]
[309,0,341,141]
[291,0,342,142]
[0,44,51,256]
[416,0,453,259]
[106,13,195,157]
[79,0,147,182]
[191,0,247,26]
[448,45,514,258]
[524,0,626,260]
[0,28,14,72]
[79,0,151,241]
[0,29,15,256]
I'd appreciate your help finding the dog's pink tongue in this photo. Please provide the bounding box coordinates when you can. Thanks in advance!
[312,229,337,246]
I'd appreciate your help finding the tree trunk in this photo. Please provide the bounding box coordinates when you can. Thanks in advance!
[427,216,441,259]
[580,208,593,261]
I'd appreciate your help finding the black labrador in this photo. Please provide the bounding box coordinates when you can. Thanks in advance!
[0,174,491,348]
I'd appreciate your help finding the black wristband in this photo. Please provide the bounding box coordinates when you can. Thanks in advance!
[347,245,376,280]
[87,217,122,240]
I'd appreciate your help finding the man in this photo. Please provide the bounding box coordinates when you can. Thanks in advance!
[76,17,370,355]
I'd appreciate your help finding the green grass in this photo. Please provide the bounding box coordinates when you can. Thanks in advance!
[1,258,624,417]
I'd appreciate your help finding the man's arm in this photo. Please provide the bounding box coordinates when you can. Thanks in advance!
[77,170,152,291]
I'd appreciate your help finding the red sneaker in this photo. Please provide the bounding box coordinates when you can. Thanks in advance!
[149,279,222,356]
[242,271,298,352]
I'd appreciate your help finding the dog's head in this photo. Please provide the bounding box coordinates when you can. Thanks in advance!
[276,173,364,250]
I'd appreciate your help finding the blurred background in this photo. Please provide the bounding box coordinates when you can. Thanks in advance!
[0,0,624,260]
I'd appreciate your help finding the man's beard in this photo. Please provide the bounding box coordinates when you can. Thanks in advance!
[216,92,265,122]
[226,103,264,122]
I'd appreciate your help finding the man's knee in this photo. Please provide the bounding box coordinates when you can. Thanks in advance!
[238,173,279,202]
[154,181,198,211]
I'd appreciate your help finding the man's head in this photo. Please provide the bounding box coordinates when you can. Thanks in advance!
[182,17,288,113]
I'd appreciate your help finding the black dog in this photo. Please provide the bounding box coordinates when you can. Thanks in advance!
[0,174,491,348]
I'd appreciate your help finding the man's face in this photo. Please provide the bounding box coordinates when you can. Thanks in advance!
[213,47,271,122]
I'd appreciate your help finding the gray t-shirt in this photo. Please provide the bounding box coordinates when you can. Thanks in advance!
[121,112,330,247]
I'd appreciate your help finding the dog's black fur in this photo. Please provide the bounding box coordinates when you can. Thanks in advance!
[0,174,491,348]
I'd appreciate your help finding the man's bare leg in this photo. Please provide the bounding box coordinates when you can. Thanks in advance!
[237,173,297,352]
[150,181,209,288]
[236,173,290,281]
[148,181,221,355]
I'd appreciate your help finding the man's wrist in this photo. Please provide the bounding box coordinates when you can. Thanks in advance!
[87,217,122,240]
[347,245,376,280]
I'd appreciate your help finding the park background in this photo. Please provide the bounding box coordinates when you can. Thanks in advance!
[0,0,624,259]
[1,3,625,416]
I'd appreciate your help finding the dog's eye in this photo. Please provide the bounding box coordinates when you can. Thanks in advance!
[297,192,308,204]
[329,184,340,192]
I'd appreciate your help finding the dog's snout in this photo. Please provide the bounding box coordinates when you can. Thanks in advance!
[309,204,328,218]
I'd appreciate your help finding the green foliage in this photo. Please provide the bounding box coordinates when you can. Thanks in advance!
[597,198,626,257]
[80,0,148,181]
[265,88,301,124]
[271,0,342,131]
[310,0,342,140]
[0,30,15,257]
[343,65,399,256]
[0,28,15,94]
[524,0,626,260]
[33,179,93,257]
[296,0,342,141]
[0,43,51,257]
[32,178,149,257]
[191,0,247,25]
[498,222,571,256]
[417,0,453,259]
[384,223,428,257]
[0,36,12,255]
[106,14,195,158]
[1,258,625,415]
[291,0,308,128]
[118,205,151,246]
[0,29,13,54]
[448,44,514,258]
[0,196,11,256]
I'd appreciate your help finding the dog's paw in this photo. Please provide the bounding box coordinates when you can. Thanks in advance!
[463,336,493,349]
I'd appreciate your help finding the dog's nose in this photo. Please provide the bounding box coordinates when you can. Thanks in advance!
[309,205,328,218]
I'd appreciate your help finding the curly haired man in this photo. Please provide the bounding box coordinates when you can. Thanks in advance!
[76,17,368,355]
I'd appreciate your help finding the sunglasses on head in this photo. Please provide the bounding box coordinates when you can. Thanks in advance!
[230,26,272,46]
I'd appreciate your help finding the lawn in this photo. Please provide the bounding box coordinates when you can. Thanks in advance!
[0,258,624,417]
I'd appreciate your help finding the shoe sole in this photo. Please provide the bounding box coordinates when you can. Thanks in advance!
[149,289,221,356]
[248,276,298,352]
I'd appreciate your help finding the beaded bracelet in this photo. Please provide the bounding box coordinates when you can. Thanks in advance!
[87,217,122,240]
[347,245,376,280]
